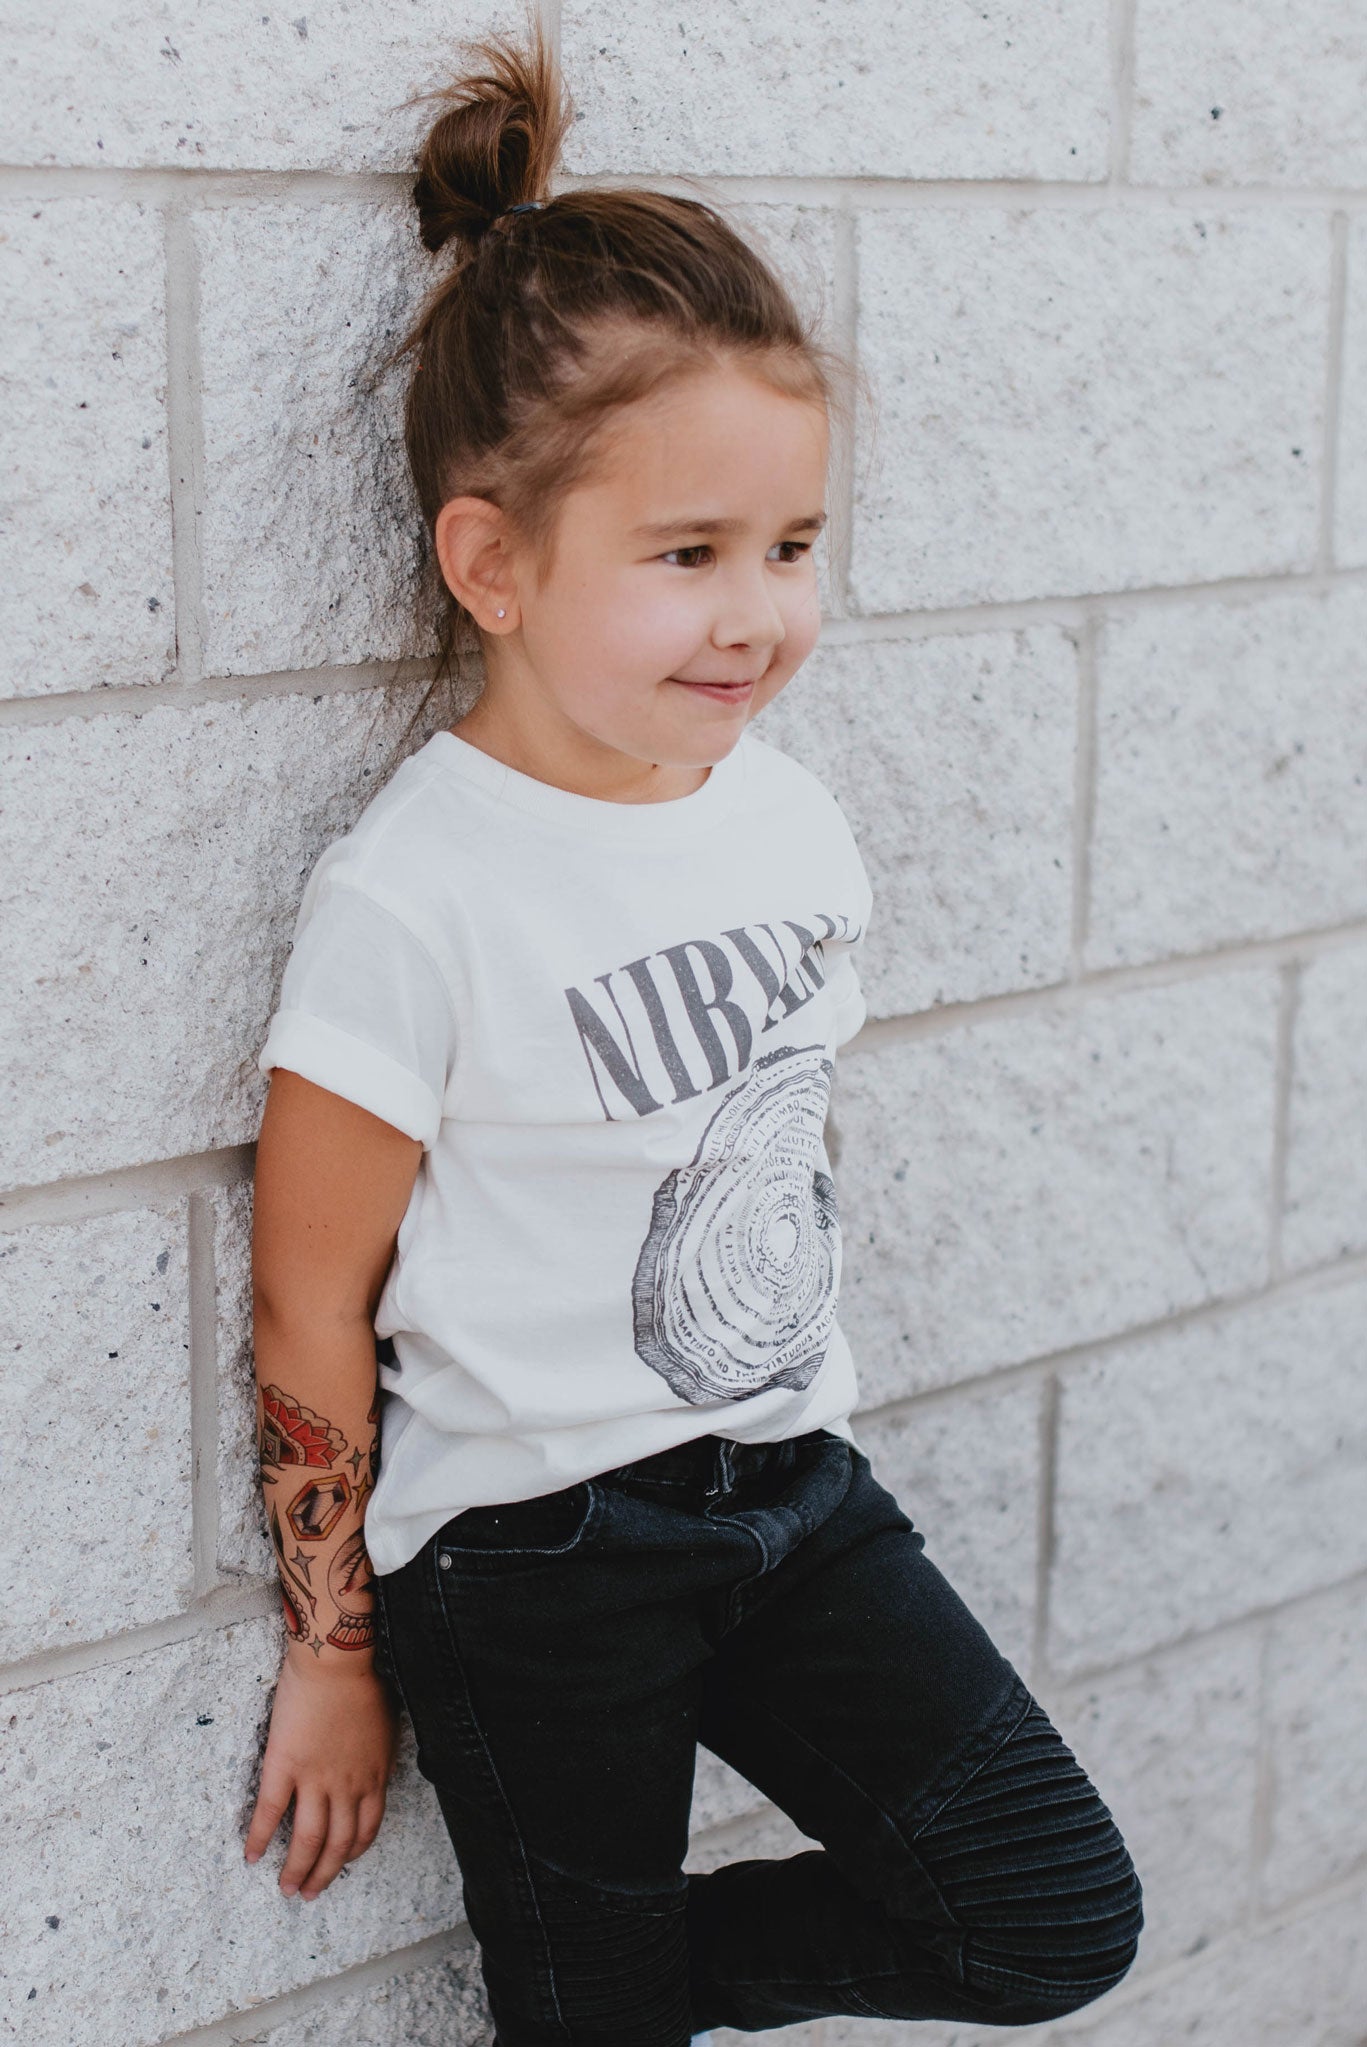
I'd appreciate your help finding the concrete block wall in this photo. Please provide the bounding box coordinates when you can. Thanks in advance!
[2,3,1364,2042]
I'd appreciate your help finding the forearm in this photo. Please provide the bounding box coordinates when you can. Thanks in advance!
[253,1301,382,1671]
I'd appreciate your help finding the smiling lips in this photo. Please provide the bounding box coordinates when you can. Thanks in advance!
[670,676,758,701]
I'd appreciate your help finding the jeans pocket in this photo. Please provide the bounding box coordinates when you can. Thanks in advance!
[435,1480,603,1563]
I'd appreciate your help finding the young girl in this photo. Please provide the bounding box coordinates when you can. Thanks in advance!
[243,27,1143,2043]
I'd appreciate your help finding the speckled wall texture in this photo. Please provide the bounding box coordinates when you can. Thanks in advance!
[2,4,1365,2043]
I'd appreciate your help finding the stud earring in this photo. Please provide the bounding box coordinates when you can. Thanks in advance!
[496,608,506,619]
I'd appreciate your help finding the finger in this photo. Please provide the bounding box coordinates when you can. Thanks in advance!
[243,1764,295,1864]
[280,1789,330,1897]
[348,1790,387,1859]
[298,1807,358,1901]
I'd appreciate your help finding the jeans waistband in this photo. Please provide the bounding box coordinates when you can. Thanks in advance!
[602,1431,808,1499]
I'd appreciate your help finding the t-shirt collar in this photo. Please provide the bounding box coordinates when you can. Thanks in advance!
[425,725,750,839]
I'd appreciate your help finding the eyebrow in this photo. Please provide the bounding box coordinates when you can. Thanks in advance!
[630,511,828,540]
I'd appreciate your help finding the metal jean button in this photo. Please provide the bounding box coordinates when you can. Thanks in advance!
[438,1551,452,1569]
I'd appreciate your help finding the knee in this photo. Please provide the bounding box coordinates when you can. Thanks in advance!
[486,1854,691,2042]
[914,1694,1145,2024]
[962,1845,1144,2024]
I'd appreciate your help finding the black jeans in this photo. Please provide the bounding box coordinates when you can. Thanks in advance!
[373,1427,1143,2042]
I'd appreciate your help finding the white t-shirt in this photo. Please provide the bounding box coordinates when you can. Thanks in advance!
[257,724,874,1575]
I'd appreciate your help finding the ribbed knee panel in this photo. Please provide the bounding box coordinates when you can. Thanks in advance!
[913,1696,1145,2023]
[478,1856,691,2044]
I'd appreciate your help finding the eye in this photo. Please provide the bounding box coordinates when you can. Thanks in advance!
[661,545,713,567]
[768,540,814,563]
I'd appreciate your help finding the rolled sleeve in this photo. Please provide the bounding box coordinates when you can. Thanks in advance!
[257,880,458,1149]
[258,1009,443,1145]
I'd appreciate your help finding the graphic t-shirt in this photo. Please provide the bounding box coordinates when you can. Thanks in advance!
[257,724,874,1575]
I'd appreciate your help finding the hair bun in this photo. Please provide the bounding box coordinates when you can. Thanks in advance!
[411,23,571,256]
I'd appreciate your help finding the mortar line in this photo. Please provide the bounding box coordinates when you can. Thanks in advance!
[163,200,206,685]
[851,1241,1367,1439]
[0,1145,255,1227]
[0,1577,279,1698]
[818,560,1367,646]
[1268,958,1302,1283]
[828,201,858,617]
[5,161,1367,210]
[555,173,1367,214]
[1108,0,1138,185]
[187,1187,222,1598]
[1248,1615,1276,1928]
[1031,1371,1062,1690]
[1042,1562,1367,1699]
[0,656,435,727]
[0,165,421,204]
[849,913,1367,1051]
[824,561,1367,639]
[1254,1844,1367,1930]
[1319,209,1350,572]
[149,1929,481,2046]
[1071,615,1100,976]
[685,1801,803,1866]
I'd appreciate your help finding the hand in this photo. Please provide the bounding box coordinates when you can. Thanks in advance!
[244,1647,399,1901]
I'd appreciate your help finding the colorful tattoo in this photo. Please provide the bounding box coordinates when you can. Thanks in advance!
[258,1380,379,1655]
[326,1528,377,1652]
[260,1385,347,1469]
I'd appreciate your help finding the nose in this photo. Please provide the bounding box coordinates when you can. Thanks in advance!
[710,562,787,655]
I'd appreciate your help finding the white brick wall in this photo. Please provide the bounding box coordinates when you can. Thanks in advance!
[0,197,174,696]
[2,2,1364,2041]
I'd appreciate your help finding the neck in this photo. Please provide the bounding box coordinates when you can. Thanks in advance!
[450,694,712,805]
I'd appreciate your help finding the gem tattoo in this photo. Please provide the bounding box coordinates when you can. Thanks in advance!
[258,1380,378,1654]
[286,1471,351,1541]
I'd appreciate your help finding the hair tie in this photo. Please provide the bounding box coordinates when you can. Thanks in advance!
[482,199,547,244]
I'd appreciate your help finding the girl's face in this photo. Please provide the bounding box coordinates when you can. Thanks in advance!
[446,357,830,801]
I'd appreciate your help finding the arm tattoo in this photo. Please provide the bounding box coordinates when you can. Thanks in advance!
[258,1382,381,1656]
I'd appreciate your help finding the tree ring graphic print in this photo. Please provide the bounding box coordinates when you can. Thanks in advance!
[632,1042,841,1403]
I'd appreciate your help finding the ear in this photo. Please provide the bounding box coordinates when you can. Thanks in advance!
[433,497,521,632]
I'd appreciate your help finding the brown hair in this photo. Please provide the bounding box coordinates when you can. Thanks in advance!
[387,17,851,753]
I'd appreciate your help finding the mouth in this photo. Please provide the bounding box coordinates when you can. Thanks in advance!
[669,677,759,703]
